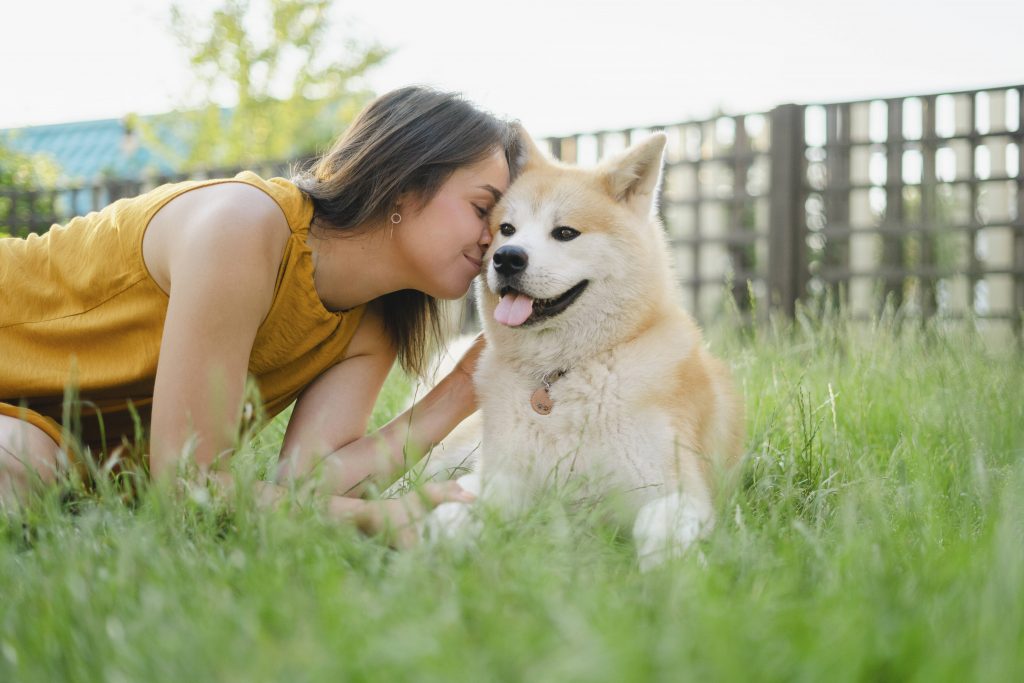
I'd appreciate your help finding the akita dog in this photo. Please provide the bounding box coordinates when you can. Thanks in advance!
[421,127,744,569]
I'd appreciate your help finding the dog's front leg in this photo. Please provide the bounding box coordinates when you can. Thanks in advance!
[632,491,712,572]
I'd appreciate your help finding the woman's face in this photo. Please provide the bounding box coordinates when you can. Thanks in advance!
[396,148,511,300]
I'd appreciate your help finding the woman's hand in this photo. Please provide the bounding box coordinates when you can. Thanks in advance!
[450,332,485,409]
[452,332,486,380]
[352,481,476,549]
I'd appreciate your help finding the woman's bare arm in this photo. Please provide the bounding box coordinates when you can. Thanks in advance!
[279,318,482,497]
[281,367,476,497]
[148,184,288,478]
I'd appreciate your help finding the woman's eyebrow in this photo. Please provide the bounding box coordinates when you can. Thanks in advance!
[477,184,503,203]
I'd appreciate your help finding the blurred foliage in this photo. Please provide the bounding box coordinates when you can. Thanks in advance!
[0,143,61,238]
[150,0,390,169]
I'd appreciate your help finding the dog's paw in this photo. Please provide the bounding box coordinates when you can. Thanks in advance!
[633,492,711,572]
[420,501,483,546]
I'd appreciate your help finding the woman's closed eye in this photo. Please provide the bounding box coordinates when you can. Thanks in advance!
[473,204,491,219]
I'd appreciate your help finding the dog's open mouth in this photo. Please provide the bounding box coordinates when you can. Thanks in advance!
[494,280,589,327]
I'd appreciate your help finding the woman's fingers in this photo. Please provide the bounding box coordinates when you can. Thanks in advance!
[365,497,424,549]
[453,332,487,378]
[359,481,476,549]
[389,517,421,550]
[422,480,476,506]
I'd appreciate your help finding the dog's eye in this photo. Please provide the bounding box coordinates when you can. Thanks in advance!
[551,226,580,242]
[499,223,516,237]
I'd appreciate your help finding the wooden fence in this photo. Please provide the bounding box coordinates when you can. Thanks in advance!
[4,84,1023,336]
[539,84,1024,338]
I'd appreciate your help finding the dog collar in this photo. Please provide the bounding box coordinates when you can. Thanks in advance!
[530,369,567,415]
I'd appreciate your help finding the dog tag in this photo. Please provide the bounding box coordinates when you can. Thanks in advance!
[530,387,553,415]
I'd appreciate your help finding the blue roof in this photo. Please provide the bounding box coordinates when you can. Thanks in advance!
[0,113,201,182]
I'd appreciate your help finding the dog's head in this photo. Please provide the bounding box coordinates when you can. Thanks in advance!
[478,125,670,345]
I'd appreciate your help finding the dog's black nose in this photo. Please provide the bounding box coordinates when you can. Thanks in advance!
[492,246,528,276]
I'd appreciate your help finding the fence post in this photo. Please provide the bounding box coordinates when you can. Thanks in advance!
[882,99,905,310]
[1017,88,1024,340]
[768,104,807,317]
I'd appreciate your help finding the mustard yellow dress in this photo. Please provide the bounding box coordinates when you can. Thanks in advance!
[0,171,365,466]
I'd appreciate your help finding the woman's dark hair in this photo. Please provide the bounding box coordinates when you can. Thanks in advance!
[293,86,522,377]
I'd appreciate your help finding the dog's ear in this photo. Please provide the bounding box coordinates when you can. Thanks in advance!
[511,123,550,175]
[600,133,667,213]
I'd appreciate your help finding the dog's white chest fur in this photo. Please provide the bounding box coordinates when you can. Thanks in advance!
[476,353,674,509]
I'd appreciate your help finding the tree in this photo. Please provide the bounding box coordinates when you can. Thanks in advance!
[0,143,61,237]
[154,0,389,169]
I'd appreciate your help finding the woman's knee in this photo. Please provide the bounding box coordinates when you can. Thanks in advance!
[0,414,63,500]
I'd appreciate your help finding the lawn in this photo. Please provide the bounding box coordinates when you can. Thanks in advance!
[2,309,1022,682]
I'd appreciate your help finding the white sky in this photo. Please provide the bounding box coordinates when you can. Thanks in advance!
[1,0,1022,137]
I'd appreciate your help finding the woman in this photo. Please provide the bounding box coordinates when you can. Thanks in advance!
[0,86,519,542]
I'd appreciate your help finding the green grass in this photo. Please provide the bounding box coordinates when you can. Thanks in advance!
[2,310,1023,682]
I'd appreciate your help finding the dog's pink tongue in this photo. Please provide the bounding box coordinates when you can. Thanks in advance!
[494,293,535,326]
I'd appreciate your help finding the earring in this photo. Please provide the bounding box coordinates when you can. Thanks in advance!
[390,212,402,224]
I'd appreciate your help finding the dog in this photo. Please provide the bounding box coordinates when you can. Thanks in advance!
[415,127,744,570]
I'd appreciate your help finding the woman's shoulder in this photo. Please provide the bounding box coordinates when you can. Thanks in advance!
[221,171,312,234]
[187,181,292,230]
[144,181,293,295]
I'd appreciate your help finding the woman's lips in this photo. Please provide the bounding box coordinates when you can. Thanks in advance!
[464,253,483,268]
